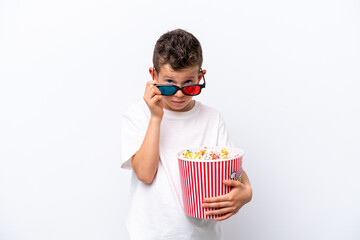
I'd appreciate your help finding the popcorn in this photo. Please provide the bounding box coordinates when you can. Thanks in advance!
[180,147,237,160]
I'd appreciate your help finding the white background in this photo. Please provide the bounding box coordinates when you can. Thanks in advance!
[1,0,359,239]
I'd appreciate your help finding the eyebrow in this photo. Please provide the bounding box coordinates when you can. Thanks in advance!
[164,79,196,86]
[163,76,196,82]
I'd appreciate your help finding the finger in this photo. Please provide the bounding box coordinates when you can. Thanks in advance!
[145,79,162,95]
[215,212,234,221]
[222,179,242,188]
[144,81,154,96]
[146,80,156,88]
[202,201,232,209]
[203,194,230,203]
[205,207,234,216]
[153,85,162,95]
[145,80,158,91]
[148,82,163,97]
[149,94,162,105]
[144,85,160,101]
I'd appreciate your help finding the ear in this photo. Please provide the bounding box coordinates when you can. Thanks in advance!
[149,67,155,79]
[197,69,206,83]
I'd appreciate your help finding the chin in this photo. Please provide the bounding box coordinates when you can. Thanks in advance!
[165,100,193,112]
[169,104,187,111]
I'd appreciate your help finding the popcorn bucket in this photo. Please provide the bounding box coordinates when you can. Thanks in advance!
[177,146,244,219]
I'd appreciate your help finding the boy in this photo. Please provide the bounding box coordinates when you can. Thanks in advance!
[121,29,252,240]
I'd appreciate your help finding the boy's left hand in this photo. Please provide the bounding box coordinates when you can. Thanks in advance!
[202,170,252,221]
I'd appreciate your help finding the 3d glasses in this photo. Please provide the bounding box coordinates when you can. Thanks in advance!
[153,67,206,96]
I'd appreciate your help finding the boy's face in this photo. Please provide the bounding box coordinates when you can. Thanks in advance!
[150,64,206,112]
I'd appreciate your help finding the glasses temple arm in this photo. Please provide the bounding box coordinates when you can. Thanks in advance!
[200,68,206,87]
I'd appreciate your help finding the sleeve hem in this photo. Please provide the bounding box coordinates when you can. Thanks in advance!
[120,158,133,170]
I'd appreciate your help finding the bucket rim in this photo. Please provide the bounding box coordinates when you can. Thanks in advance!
[177,146,244,162]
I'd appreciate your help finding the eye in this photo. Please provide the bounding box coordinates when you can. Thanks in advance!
[184,80,193,85]
[166,79,174,84]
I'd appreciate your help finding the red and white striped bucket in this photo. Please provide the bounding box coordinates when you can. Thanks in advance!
[177,146,244,219]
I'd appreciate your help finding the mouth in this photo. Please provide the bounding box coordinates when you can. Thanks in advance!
[172,100,185,105]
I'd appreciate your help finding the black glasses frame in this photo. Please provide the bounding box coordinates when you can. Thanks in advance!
[152,66,206,96]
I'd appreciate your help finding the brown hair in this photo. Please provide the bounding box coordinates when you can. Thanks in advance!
[152,29,203,73]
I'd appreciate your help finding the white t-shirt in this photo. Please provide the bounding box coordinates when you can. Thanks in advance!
[121,100,233,240]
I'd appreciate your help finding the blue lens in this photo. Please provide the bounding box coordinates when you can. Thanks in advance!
[157,86,177,95]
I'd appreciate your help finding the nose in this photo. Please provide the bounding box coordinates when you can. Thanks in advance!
[174,88,185,97]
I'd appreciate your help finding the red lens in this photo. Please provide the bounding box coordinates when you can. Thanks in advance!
[183,86,201,95]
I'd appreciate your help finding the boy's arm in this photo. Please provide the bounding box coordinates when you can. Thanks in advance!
[131,80,163,184]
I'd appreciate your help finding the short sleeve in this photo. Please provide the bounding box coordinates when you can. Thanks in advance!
[120,102,149,170]
[217,115,234,147]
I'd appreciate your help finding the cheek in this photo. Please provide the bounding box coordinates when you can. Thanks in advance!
[162,96,172,102]
[184,96,193,102]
